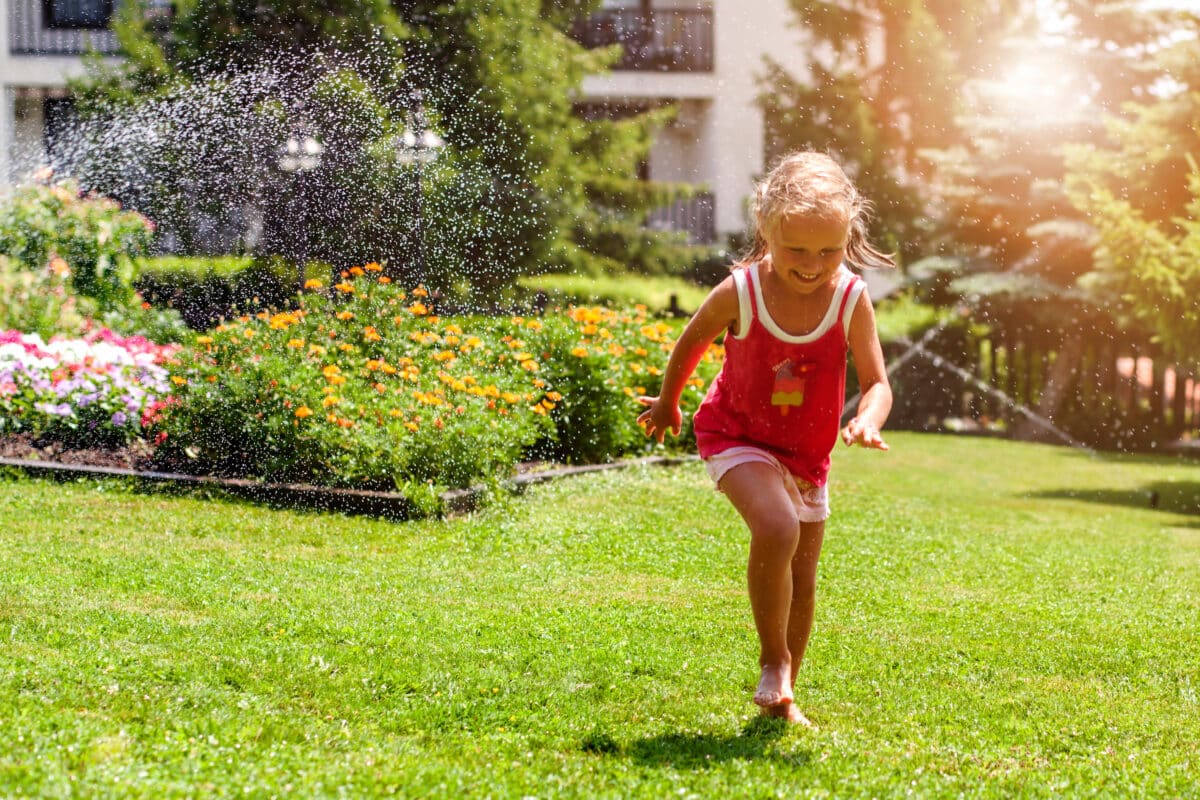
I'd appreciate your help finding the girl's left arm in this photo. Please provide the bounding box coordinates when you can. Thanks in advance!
[843,290,893,450]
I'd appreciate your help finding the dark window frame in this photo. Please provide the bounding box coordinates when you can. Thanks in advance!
[43,0,114,30]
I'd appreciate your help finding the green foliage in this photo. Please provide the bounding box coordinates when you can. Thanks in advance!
[2,434,1200,796]
[0,178,153,310]
[71,0,699,298]
[1063,19,1200,362]
[0,178,187,342]
[133,256,309,331]
[516,272,711,315]
[159,266,721,504]
[0,254,92,339]
[1067,157,1200,365]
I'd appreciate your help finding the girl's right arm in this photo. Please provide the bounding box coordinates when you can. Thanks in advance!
[637,276,740,443]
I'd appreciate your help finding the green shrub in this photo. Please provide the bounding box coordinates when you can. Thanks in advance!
[134,258,304,331]
[0,176,188,343]
[0,177,152,310]
[160,265,722,509]
[0,254,92,339]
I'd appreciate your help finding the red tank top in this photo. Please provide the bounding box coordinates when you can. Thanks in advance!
[693,263,865,486]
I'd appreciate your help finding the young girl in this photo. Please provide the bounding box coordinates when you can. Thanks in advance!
[637,151,894,727]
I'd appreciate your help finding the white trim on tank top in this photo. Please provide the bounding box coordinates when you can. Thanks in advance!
[735,262,859,344]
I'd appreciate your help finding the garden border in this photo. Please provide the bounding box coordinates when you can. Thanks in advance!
[0,454,697,520]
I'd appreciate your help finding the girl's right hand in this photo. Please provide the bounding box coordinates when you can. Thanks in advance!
[636,396,682,443]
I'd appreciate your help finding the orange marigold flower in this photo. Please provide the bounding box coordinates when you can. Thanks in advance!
[412,286,429,298]
[364,262,383,272]
[207,375,218,382]
[404,421,419,432]
[363,326,382,342]
[295,406,314,419]
[304,279,324,290]
[374,382,387,393]
[195,335,214,345]
[349,266,365,276]
[547,391,563,402]
[334,282,356,294]
[433,350,456,362]
[287,339,305,349]
[337,311,355,321]
[170,375,187,386]
[571,346,588,358]
[322,364,341,377]
[323,396,340,407]
[378,276,392,284]
[408,302,429,316]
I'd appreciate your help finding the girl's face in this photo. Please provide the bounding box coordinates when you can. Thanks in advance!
[766,212,850,296]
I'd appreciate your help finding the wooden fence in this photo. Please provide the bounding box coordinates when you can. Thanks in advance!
[877,325,1199,450]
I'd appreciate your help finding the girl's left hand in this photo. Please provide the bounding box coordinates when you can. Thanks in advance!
[841,417,889,450]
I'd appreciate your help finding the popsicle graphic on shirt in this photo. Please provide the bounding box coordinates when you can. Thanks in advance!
[771,359,814,416]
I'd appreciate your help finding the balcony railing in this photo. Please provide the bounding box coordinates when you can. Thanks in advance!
[646,191,715,244]
[8,0,118,55]
[570,8,713,72]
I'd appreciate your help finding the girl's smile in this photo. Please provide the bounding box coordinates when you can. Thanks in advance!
[766,212,850,296]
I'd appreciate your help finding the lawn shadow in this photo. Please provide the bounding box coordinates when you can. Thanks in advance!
[1030,480,1200,519]
[622,715,813,769]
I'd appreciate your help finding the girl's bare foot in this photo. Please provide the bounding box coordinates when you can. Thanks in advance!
[753,663,793,708]
[762,702,818,728]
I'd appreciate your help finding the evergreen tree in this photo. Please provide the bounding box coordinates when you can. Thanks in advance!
[1065,7,1200,363]
[762,0,1029,264]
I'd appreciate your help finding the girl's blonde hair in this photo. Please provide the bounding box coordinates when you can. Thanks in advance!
[742,151,896,271]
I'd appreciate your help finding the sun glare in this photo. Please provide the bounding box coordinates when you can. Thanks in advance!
[984,55,1091,125]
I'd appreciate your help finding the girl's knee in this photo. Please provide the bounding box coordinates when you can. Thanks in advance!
[749,515,800,551]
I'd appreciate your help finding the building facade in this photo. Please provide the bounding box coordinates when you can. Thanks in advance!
[2,0,809,248]
[576,0,808,245]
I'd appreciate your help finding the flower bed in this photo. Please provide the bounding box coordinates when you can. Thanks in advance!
[0,329,178,447]
[159,264,722,512]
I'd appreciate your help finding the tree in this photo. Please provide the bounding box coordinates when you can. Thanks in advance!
[66,0,694,300]
[1065,7,1200,364]
[761,0,1036,264]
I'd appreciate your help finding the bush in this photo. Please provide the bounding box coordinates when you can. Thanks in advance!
[0,254,91,339]
[0,175,152,310]
[0,176,188,344]
[134,257,305,331]
[160,265,722,509]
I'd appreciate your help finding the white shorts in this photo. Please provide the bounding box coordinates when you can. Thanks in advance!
[703,445,830,523]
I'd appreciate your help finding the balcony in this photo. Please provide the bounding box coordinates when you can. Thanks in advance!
[646,191,715,244]
[8,0,170,56]
[570,7,713,72]
[8,0,118,55]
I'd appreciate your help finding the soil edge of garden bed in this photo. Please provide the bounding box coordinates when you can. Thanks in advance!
[0,450,697,521]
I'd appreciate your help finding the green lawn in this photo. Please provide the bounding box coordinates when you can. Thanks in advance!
[2,433,1198,797]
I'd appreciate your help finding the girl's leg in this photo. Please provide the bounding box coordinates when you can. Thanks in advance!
[787,520,825,687]
[717,461,801,707]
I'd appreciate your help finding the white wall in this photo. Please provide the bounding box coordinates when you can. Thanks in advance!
[581,0,811,241]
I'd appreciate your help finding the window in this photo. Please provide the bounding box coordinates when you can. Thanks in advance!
[44,0,114,30]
